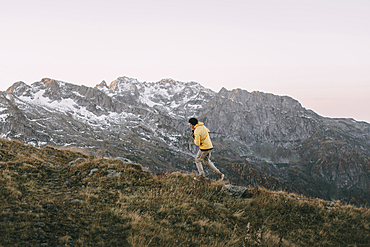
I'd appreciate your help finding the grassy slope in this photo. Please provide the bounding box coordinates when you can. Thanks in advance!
[0,138,369,246]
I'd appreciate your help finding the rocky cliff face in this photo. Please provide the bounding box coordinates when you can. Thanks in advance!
[1,76,370,205]
[203,88,320,142]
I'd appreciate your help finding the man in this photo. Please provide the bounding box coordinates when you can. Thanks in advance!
[188,117,224,181]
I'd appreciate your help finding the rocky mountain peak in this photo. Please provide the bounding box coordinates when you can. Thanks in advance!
[218,87,228,93]
[95,80,108,89]
[217,87,251,102]
[158,78,176,86]
[37,78,64,91]
[107,76,139,92]
[6,81,29,95]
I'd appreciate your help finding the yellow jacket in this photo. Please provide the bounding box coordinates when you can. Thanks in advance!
[193,122,213,150]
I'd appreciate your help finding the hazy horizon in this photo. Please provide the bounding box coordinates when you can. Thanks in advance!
[1,0,369,122]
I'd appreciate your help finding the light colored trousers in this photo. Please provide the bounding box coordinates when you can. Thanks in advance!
[195,149,221,176]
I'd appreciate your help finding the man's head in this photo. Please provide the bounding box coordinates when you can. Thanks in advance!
[188,118,198,129]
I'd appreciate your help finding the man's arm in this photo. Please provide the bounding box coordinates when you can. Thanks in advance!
[193,129,201,147]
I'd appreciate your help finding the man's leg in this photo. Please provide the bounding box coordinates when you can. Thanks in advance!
[202,150,224,180]
[195,150,205,177]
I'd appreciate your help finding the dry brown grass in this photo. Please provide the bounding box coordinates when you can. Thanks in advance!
[1,138,370,246]
[52,145,92,156]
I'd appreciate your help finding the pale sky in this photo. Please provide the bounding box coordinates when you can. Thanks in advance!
[1,0,369,123]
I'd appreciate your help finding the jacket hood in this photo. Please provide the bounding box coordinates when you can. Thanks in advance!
[195,122,204,127]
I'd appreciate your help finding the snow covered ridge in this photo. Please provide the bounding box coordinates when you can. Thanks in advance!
[0,76,218,154]
[5,76,216,118]
[96,76,216,111]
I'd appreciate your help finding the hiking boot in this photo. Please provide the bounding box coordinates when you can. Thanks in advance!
[194,175,206,182]
[218,173,224,181]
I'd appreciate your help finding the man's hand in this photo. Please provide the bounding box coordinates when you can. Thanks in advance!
[191,130,195,139]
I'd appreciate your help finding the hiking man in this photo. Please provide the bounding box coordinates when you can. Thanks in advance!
[188,117,224,181]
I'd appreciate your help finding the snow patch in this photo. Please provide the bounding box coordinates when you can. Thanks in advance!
[19,90,77,113]
[0,131,11,139]
[0,113,9,122]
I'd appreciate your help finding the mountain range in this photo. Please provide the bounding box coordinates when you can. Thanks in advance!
[1,76,370,205]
